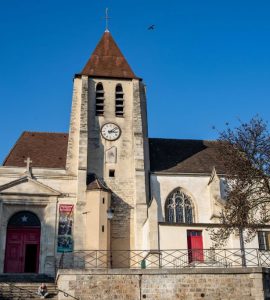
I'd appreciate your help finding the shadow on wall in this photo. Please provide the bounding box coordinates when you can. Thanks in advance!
[87,79,105,179]
[110,192,131,267]
[150,175,163,223]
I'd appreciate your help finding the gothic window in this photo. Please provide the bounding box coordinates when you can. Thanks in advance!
[165,189,193,224]
[96,83,104,116]
[115,84,124,117]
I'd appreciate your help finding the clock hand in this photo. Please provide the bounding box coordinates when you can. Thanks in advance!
[108,129,116,133]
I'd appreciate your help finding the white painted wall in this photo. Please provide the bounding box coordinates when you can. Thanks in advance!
[151,174,213,223]
[151,173,268,253]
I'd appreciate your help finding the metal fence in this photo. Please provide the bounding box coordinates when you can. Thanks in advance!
[58,248,270,270]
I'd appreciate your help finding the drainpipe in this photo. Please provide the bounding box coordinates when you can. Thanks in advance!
[54,197,59,275]
[139,274,142,300]
[157,222,161,268]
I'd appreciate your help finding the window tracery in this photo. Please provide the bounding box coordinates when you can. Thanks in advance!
[165,189,193,224]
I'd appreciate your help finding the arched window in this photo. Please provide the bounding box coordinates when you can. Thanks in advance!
[96,83,104,116]
[165,189,193,224]
[115,84,124,117]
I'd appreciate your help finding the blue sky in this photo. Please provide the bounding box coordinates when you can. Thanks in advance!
[0,0,270,163]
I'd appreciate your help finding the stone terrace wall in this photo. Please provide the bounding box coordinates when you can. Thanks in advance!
[56,268,269,300]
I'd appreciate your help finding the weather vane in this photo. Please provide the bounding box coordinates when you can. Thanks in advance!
[105,8,110,32]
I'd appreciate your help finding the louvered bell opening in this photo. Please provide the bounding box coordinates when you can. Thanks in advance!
[96,83,105,116]
[116,101,124,116]
[96,105,104,115]
[95,104,104,115]
[96,95,104,116]
[115,84,124,117]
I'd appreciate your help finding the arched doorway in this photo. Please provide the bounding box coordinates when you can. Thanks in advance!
[4,211,41,273]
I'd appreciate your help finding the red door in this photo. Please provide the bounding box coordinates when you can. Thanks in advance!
[4,228,40,273]
[187,230,204,263]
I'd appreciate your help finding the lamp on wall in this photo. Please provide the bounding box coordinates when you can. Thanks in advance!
[107,208,114,220]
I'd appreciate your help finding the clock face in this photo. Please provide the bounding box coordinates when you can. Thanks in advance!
[101,123,121,141]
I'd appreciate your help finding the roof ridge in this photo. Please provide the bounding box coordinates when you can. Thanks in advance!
[23,131,68,135]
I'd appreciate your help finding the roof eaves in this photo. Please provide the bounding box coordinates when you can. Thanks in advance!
[74,74,142,81]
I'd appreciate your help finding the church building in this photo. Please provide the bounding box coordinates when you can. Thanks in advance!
[0,30,267,277]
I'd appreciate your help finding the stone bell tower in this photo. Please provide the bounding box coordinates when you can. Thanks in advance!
[66,30,150,251]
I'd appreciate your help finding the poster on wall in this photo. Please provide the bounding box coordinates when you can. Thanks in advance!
[57,204,74,252]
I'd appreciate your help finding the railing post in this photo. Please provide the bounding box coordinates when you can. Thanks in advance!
[110,250,112,268]
[54,256,57,276]
[224,249,228,268]
[257,249,261,267]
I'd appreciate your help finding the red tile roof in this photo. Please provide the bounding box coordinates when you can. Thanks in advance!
[80,31,137,79]
[3,131,68,169]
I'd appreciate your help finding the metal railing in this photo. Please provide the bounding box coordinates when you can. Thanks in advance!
[57,288,80,300]
[57,248,270,270]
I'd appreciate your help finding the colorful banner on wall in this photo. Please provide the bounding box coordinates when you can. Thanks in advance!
[57,204,74,253]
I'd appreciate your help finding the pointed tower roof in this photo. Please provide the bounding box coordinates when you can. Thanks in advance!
[80,31,137,79]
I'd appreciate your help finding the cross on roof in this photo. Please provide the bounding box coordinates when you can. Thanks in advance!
[24,157,32,174]
[105,8,110,32]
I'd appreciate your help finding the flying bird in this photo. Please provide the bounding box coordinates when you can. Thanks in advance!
[148,25,155,30]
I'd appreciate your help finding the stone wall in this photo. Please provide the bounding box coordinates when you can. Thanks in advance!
[57,268,268,300]
[86,78,149,251]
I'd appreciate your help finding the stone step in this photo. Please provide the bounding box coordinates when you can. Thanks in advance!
[0,293,58,300]
[0,296,58,299]
[0,282,58,300]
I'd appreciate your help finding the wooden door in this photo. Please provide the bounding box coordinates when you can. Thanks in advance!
[4,228,40,273]
[4,229,23,273]
[187,230,204,263]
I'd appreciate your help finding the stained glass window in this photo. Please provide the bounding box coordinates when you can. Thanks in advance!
[165,189,193,224]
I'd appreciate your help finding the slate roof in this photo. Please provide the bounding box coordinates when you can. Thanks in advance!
[2,133,225,174]
[80,31,137,79]
[3,131,68,169]
[149,138,226,174]
[87,173,111,192]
